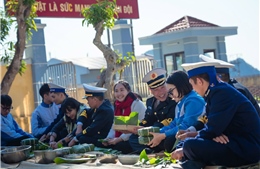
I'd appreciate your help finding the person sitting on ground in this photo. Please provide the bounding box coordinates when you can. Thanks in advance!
[1,94,34,146]
[49,97,92,149]
[171,61,260,168]
[200,54,260,116]
[31,83,60,139]
[147,70,205,153]
[40,83,68,142]
[176,55,260,141]
[103,80,146,154]
[128,68,177,154]
[68,84,114,147]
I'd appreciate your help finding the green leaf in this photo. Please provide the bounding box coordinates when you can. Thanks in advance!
[114,112,138,125]
[164,152,171,157]
[54,157,67,164]
[57,143,63,148]
[139,149,149,162]
[149,157,159,165]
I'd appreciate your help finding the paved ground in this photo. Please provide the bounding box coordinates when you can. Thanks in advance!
[1,160,182,169]
[1,154,182,169]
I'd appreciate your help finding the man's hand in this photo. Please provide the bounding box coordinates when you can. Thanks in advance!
[39,134,47,142]
[213,134,229,144]
[49,141,57,149]
[175,130,188,139]
[68,139,76,147]
[171,148,184,160]
[131,126,144,135]
[147,132,166,148]
[107,137,123,145]
[176,131,198,140]
[64,134,73,143]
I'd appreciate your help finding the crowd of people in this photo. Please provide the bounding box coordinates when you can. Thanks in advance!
[1,54,259,168]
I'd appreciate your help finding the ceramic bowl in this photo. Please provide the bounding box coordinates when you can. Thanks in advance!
[118,155,139,165]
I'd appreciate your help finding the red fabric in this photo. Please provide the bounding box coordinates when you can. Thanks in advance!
[114,94,135,137]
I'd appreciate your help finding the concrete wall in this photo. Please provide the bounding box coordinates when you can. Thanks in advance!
[1,63,35,133]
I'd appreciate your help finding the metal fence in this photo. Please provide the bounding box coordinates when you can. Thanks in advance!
[35,58,153,106]
[35,62,77,106]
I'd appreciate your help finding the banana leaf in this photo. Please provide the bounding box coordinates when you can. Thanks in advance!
[54,157,96,164]
[114,112,138,125]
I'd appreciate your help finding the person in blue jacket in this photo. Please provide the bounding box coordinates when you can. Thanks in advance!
[31,83,60,139]
[148,70,205,153]
[1,94,34,146]
[171,61,260,168]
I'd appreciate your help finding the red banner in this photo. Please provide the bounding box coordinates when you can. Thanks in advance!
[34,0,139,19]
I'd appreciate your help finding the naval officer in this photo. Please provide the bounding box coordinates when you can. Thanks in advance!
[69,84,114,147]
[171,61,260,168]
[129,68,177,154]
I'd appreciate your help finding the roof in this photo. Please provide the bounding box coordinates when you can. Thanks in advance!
[48,57,107,69]
[155,15,219,34]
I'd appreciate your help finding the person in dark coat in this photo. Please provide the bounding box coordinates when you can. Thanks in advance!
[200,54,260,116]
[171,61,260,169]
[68,84,114,147]
[128,68,177,154]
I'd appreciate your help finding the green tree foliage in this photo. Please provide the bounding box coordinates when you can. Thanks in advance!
[81,0,135,102]
[1,0,37,94]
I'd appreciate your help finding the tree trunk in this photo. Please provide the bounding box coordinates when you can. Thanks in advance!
[93,21,129,102]
[1,2,30,94]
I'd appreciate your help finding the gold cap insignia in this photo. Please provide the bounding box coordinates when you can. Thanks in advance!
[150,73,157,80]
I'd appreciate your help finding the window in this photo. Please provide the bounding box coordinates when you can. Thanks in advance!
[164,52,184,75]
[203,49,216,59]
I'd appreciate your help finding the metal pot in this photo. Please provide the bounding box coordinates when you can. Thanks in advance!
[34,149,56,164]
[1,145,31,164]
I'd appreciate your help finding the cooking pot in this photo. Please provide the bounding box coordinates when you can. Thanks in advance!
[1,145,31,164]
[34,149,56,164]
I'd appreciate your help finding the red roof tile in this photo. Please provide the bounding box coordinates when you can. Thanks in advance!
[155,15,219,34]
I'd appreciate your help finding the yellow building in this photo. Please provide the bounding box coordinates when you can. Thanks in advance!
[1,60,35,133]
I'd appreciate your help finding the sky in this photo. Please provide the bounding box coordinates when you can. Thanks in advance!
[1,0,260,70]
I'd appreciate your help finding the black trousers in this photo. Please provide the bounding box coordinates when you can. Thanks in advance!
[182,138,251,168]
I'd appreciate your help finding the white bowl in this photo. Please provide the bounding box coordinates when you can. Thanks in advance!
[118,155,139,165]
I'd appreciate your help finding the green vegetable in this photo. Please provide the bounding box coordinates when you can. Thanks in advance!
[36,141,51,150]
[139,149,149,162]
[93,147,121,154]
[114,112,138,125]
[98,139,108,143]
[57,142,63,148]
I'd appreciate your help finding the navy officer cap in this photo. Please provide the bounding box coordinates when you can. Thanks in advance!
[83,83,107,98]
[48,83,66,93]
[199,54,234,74]
[142,68,166,89]
[181,61,221,87]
